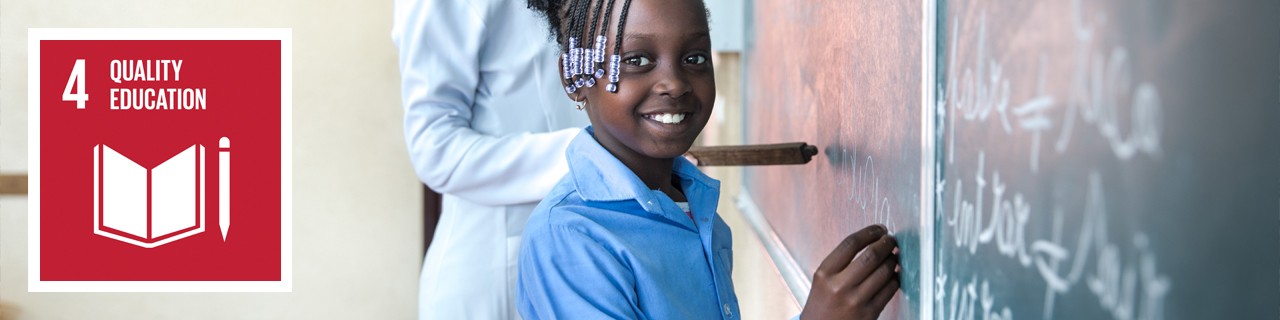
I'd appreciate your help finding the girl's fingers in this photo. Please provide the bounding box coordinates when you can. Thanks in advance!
[868,277,900,312]
[842,235,897,284]
[852,256,898,303]
[817,225,887,277]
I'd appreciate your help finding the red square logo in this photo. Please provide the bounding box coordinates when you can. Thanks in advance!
[28,29,292,291]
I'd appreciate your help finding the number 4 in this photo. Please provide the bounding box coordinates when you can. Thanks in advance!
[63,59,88,109]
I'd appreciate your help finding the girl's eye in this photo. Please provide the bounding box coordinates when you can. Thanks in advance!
[685,54,708,65]
[624,56,652,66]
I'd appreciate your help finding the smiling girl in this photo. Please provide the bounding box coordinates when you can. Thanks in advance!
[517,0,900,318]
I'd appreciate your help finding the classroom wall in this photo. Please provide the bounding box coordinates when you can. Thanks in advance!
[0,0,423,319]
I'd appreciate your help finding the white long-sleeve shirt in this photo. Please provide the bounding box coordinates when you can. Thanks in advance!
[392,0,589,318]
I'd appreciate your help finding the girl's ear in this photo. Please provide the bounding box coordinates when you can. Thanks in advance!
[557,55,586,103]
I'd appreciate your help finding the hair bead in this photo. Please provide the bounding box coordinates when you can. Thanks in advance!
[567,37,580,77]
[608,54,621,83]
[594,36,606,63]
[606,0,634,93]
[562,53,571,80]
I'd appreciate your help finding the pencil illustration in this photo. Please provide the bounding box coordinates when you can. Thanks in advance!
[219,137,230,241]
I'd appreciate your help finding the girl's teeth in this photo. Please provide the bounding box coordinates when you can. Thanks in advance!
[648,113,686,124]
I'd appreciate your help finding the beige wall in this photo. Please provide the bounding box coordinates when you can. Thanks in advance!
[0,0,422,319]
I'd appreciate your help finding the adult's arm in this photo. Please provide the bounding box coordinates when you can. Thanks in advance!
[392,0,579,206]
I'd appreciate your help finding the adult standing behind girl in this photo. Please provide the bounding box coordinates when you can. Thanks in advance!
[392,0,590,318]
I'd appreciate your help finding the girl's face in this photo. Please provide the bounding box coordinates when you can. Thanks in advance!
[572,0,715,162]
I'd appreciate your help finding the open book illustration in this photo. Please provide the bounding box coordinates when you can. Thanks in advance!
[93,138,229,248]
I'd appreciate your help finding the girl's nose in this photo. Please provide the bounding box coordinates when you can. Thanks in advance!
[653,63,691,99]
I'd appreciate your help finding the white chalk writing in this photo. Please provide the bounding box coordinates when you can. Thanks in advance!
[942,164,1171,319]
[941,0,1164,173]
[939,0,1172,318]
[834,147,895,230]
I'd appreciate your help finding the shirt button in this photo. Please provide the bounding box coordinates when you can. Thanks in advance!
[723,304,732,317]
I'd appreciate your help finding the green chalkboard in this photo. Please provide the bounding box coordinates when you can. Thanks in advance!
[936,0,1280,319]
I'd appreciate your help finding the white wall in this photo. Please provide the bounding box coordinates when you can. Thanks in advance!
[0,0,423,319]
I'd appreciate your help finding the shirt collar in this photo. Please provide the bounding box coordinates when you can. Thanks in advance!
[567,126,720,215]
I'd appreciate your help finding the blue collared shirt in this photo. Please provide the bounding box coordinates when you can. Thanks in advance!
[517,126,740,319]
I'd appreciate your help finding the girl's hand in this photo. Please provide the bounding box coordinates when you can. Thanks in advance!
[800,224,900,320]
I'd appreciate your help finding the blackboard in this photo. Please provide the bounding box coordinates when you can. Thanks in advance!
[935,0,1280,319]
[741,0,1280,318]
[742,0,925,318]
